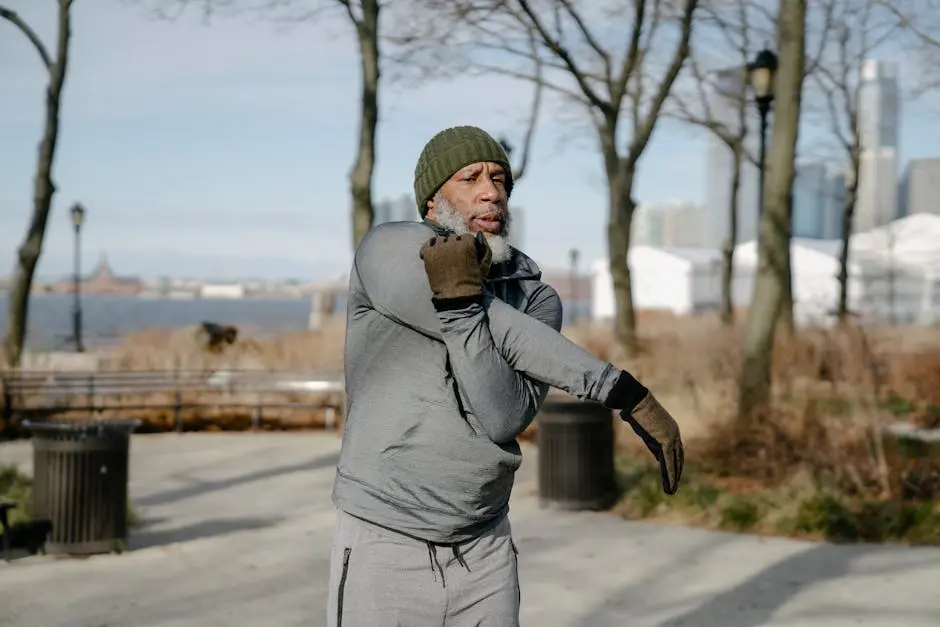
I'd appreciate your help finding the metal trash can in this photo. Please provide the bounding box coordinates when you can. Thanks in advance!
[23,418,141,555]
[536,393,618,511]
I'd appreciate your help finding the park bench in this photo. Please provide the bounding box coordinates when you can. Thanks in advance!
[1,368,346,433]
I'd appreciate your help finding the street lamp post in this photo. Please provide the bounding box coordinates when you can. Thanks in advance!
[568,248,580,324]
[747,48,778,221]
[70,202,86,353]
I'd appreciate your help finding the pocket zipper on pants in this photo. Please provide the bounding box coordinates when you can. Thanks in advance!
[337,547,351,627]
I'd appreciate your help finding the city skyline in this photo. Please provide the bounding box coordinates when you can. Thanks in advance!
[3,3,940,282]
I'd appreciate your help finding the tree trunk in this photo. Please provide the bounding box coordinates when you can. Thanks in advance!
[597,118,638,357]
[721,141,742,326]
[2,2,72,369]
[778,193,795,334]
[837,155,860,324]
[349,0,380,251]
[737,0,806,422]
[606,168,638,356]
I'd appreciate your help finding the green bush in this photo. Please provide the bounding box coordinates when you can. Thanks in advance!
[720,496,763,531]
[614,455,940,545]
[0,464,33,527]
[791,494,940,544]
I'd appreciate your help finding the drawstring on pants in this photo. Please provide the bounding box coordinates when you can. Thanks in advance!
[344,510,477,590]
[426,541,471,588]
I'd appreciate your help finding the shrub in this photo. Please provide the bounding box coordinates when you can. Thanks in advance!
[0,464,33,527]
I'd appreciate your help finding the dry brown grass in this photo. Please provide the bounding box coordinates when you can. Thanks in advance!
[99,316,348,373]
[565,313,940,502]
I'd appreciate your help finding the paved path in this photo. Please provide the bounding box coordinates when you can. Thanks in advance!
[1,432,939,626]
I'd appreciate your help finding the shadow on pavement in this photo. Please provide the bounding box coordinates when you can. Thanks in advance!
[576,541,937,627]
[128,516,285,550]
[136,451,340,508]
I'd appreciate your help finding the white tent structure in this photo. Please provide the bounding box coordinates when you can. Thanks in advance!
[732,238,866,327]
[591,246,722,319]
[591,214,940,326]
[849,213,940,324]
[734,214,940,326]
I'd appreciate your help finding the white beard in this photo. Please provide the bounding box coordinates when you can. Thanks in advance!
[432,195,514,265]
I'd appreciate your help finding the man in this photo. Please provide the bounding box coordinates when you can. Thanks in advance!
[328,125,684,626]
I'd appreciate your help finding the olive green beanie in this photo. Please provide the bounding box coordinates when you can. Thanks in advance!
[413,126,514,218]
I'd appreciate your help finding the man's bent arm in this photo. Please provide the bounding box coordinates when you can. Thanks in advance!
[434,284,560,442]
[353,223,624,408]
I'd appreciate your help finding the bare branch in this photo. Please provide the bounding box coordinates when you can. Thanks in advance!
[466,62,587,105]
[510,33,544,181]
[558,0,611,81]
[805,0,908,162]
[612,0,646,113]
[626,0,697,165]
[514,0,612,114]
[0,6,53,71]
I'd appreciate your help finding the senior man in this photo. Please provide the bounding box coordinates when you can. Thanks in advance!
[328,125,684,627]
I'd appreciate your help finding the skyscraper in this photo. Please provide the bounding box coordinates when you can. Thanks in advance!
[855,59,901,232]
[792,162,829,239]
[902,157,940,217]
[703,65,761,250]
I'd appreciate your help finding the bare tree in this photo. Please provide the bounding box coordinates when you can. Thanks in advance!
[809,0,906,325]
[877,0,940,94]
[396,0,699,356]
[153,0,382,250]
[737,0,806,421]
[1,1,77,368]
[672,1,837,331]
[385,5,546,182]
[669,0,771,326]
[346,0,381,250]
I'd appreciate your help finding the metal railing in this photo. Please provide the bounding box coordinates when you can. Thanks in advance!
[1,368,346,434]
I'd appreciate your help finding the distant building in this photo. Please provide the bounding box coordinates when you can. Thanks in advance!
[792,163,828,238]
[793,162,849,240]
[199,284,246,299]
[823,167,847,240]
[592,247,723,318]
[855,59,901,232]
[902,157,940,217]
[374,194,417,225]
[540,269,591,324]
[632,201,707,248]
[41,254,142,295]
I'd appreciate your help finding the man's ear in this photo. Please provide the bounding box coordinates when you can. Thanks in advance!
[425,197,435,218]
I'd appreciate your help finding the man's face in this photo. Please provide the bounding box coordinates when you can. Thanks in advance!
[426,161,510,237]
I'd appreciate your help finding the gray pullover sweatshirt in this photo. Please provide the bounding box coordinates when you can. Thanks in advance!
[331,219,624,544]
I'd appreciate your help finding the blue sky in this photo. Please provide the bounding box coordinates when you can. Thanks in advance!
[2,1,939,282]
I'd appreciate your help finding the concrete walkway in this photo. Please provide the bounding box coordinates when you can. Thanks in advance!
[1,432,939,627]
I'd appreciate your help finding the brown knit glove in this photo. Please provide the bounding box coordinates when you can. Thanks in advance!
[624,391,684,495]
[419,233,492,305]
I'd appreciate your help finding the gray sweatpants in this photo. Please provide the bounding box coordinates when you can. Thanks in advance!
[326,509,520,626]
